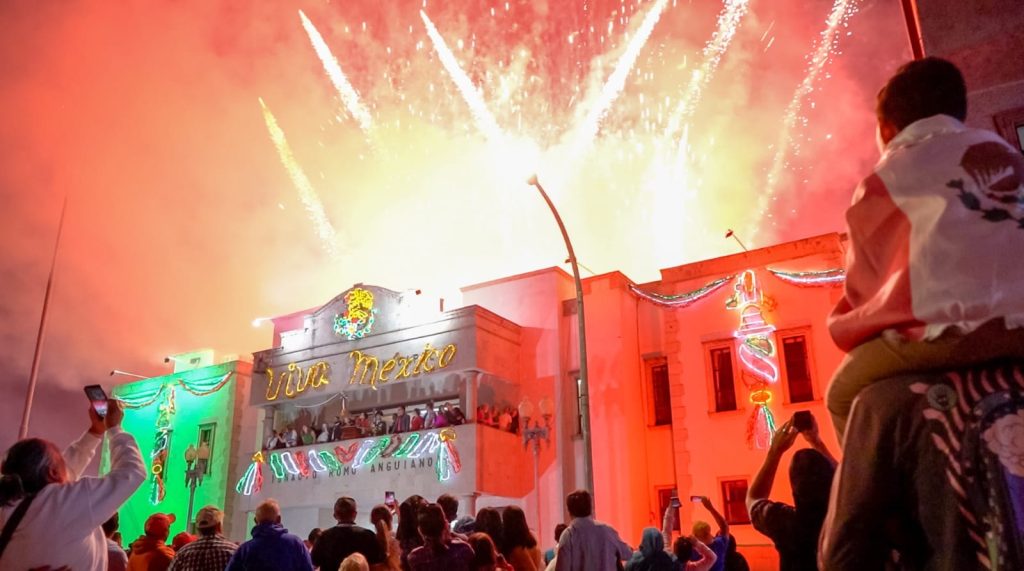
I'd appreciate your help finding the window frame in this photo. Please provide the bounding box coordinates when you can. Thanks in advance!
[777,327,817,404]
[719,477,752,525]
[646,357,672,427]
[569,370,583,438]
[197,422,216,475]
[704,340,740,413]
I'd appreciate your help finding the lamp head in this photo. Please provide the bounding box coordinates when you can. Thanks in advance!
[527,174,539,187]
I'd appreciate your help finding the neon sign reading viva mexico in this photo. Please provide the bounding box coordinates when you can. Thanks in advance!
[265,342,458,401]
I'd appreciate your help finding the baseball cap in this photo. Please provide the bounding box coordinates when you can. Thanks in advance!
[144,513,176,538]
[195,505,224,530]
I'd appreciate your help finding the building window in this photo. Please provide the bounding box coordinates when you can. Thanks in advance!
[720,479,751,525]
[571,372,583,437]
[197,423,216,475]
[648,360,672,426]
[656,487,681,532]
[706,343,738,412]
[780,332,814,403]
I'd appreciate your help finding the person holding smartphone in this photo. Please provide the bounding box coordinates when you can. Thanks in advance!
[745,412,837,571]
[0,395,146,570]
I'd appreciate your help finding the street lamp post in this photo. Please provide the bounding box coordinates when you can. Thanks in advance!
[526,175,595,500]
[183,442,210,534]
[519,398,554,534]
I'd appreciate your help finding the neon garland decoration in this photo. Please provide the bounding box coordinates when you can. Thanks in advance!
[768,268,845,287]
[119,372,236,409]
[334,287,378,340]
[235,429,462,495]
[149,387,176,505]
[727,270,780,450]
[629,276,733,308]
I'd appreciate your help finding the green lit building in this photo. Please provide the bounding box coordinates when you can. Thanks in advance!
[103,350,252,543]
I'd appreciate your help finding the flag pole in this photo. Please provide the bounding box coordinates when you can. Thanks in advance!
[19,196,69,440]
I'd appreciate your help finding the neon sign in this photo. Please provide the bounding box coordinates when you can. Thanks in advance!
[727,270,779,449]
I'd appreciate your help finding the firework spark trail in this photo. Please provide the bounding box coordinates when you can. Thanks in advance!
[259,97,341,260]
[753,0,858,242]
[570,0,670,155]
[664,0,750,139]
[299,10,374,136]
[420,10,504,143]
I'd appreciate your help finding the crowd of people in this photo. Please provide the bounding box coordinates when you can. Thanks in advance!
[3,56,1024,570]
[265,401,470,450]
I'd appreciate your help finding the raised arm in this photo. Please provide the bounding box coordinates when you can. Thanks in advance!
[54,401,146,530]
[700,497,729,541]
[746,421,798,514]
[690,537,718,571]
[662,504,676,550]
[63,407,106,480]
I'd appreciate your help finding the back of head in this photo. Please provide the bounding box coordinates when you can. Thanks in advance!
[255,499,281,525]
[692,521,712,542]
[790,449,835,516]
[566,489,593,519]
[501,506,536,552]
[554,523,568,543]
[370,504,392,554]
[103,512,120,538]
[638,527,664,558]
[172,532,196,551]
[334,496,358,523]
[437,493,459,522]
[0,438,67,505]
[877,57,967,132]
[418,504,448,548]
[195,505,224,537]
[474,507,504,549]
[144,513,175,542]
[468,532,498,566]
[397,496,426,543]
[673,537,694,562]
[339,552,370,571]
[308,528,323,544]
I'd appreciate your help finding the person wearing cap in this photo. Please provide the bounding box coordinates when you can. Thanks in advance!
[168,505,237,571]
[127,513,176,571]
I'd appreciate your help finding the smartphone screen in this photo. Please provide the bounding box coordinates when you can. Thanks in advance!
[384,491,396,507]
[670,497,681,508]
[84,385,109,418]
[690,495,703,503]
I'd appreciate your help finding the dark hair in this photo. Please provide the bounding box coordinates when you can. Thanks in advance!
[877,57,967,131]
[468,532,499,566]
[308,528,323,543]
[334,496,357,522]
[501,506,537,555]
[566,489,593,519]
[397,495,426,545]
[554,523,568,542]
[418,503,449,551]
[790,449,835,518]
[437,494,459,522]
[0,439,67,506]
[474,507,504,553]
[103,513,120,537]
[370,505,393,559]
[673,537,694,562]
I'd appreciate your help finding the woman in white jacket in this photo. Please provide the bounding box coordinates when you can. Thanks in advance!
[0,399,146,570]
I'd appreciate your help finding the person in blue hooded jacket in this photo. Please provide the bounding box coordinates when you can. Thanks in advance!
[625,528,675,571]
[226,499,313,571]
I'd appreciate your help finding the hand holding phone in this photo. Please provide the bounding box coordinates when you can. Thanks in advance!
[690,495,704,503]
[670,497,681,508]
[84,385,109,419]
[792,410,814,432]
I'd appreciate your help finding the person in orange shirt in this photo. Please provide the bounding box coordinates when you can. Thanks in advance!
[128,513,176,571]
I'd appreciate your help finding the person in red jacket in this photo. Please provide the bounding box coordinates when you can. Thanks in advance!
[128,513,176,571]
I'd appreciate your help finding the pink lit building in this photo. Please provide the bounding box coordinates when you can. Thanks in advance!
[227,232,847,569]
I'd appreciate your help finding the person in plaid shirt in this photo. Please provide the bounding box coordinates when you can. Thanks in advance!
[169,506,237,571]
